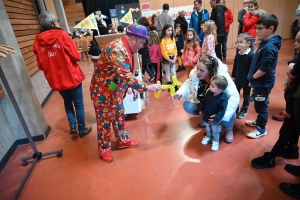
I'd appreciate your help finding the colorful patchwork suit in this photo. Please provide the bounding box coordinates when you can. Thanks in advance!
[90,37,147,154]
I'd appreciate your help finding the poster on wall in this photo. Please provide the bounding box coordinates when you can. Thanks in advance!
[141,5,194,24]
[110,9,117,18]
[141,3,150,11]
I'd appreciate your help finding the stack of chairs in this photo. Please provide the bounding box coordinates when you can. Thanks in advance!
[73,36,93,61]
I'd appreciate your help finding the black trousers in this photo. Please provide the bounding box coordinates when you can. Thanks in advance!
[270,114,299,157]
[253,87,272,129]
[295,97,300,136]
[215,36,225,60]
[235,83,251,112]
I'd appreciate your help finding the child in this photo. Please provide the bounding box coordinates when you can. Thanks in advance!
[245,14,282,139]
[251,35,300,169]
[174,24,185,72]
[202,20,217,57]
[198,20,207,47]
[138,28,155,82]
[181,28,202,78]
[242,0,266,51]
[231,33,254,119]
[108,24,117,34]
[88,40,101,67]
[200,75,228,151]
[148,30,162,83]
[117,25,124,33]
[160,24,177,85]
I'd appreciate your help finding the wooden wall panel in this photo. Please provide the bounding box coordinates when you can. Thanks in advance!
[62,0,85,31]
[282,0,300,39]
[4,0,40,76]
[261,0,286,38]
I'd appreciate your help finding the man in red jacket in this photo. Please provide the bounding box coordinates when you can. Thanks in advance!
[221,0,233,61]
[33,11,92,139]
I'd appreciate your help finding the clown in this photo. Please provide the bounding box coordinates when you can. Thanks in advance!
[90,24,161,163]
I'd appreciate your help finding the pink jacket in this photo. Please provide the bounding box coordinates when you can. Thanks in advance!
[148,43,162,81]
[182,41,201,67]
[148,44,162,63]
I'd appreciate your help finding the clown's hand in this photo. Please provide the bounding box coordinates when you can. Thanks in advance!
[133,89,139,101]
[147,84,162,92]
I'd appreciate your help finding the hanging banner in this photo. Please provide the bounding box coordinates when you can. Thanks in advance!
[142,5,194,24]
[120,10,133,24]
[74,13,98,29]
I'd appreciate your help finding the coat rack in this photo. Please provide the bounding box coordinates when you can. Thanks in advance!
[0,44,63,200]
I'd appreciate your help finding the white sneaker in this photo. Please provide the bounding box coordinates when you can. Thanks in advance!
[201,136,211,145]
[211,141,219,151]
[247,129,267,139]
[245,120,257,127]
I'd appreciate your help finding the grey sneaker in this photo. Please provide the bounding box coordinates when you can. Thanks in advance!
[237,110,248,119]
[224,126,234,143]
[245,120,257,127]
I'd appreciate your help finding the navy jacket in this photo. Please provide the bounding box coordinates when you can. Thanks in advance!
[88,45,101,56]
[198,31,206,47]
[200,90,228,125]
[138,40,151,66]
[210,5,227,37]
[247,34,282,88]
[175,32,184,56]
[232,49,254,86]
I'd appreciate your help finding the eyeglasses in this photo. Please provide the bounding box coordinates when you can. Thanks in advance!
[256,26,266,31]
[235,40,246,44]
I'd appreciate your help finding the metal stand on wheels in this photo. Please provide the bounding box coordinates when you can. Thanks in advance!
[0,65,63,200]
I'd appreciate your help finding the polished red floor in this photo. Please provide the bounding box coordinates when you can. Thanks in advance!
[0,39,299,200]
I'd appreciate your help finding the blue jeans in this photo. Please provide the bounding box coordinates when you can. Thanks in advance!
[59,83,86,132]
[205,122,221,142]
[222,34,228,58]
[183,101,236,128]
[142,64,155,77]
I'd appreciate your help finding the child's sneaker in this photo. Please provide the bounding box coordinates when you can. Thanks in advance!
[237,110,248,119]
[247,126,267,139]
[201,136,211,145]
[245,120,257,127]
[249,92,255,102]
[211,141,219,151]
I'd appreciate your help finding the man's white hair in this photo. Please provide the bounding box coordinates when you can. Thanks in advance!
[39,11,56,27]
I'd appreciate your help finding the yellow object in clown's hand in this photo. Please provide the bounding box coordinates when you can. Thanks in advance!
[153,75,182,98]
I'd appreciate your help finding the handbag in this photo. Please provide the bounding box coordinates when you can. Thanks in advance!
[0,84,4,99]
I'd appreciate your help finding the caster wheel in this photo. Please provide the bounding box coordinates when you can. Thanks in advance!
[57,152,63,157]
[23,161,28,166]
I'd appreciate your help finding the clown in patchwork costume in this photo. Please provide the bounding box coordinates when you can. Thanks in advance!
[90,24,161,163]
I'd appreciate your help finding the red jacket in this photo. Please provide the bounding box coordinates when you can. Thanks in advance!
[33,28,85,91]
[224,8,234,34]
[242,9,266,39]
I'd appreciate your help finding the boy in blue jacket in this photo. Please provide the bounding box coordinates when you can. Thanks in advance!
[245,14,282,139]
[200,75,228,151]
